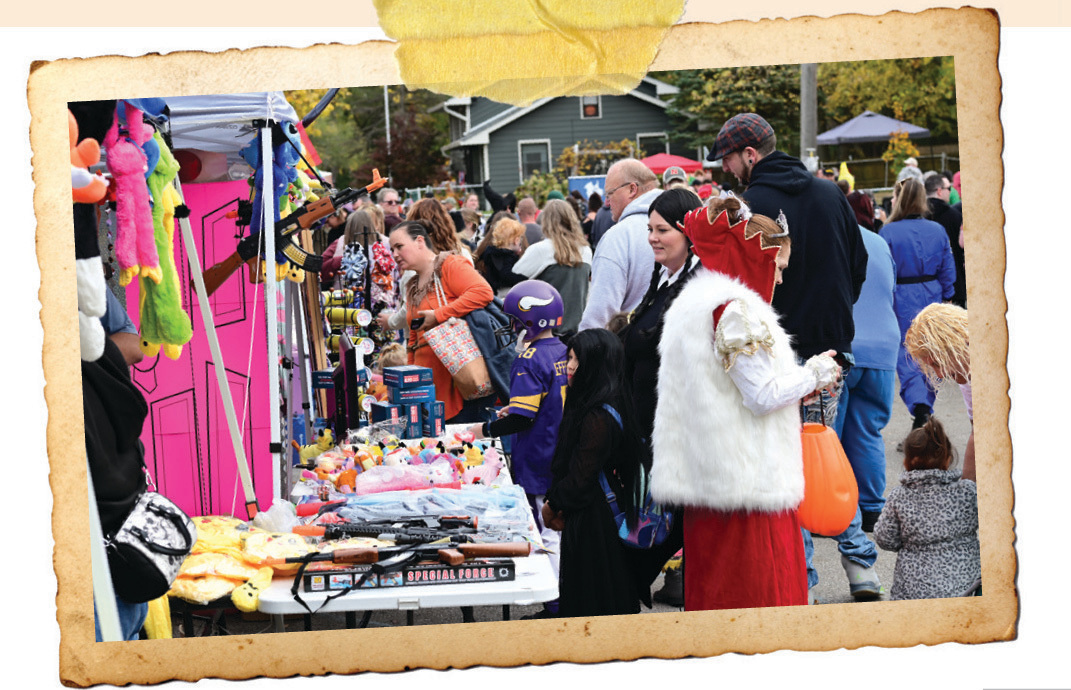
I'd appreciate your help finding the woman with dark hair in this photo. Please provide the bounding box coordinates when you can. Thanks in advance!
[541,328,645,618]
[880,177,956,432]
[615,186,702,606]
[384,220,495,422]
[582,192,602,240]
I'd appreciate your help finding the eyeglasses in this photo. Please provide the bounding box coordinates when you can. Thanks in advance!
[382,199,400,205]
[604,181,634,198]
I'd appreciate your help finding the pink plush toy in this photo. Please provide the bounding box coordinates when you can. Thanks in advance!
[104,102,161,286]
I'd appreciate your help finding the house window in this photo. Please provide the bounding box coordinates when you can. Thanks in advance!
[519,140,551,181]
[580,95,601,119]
[637,132,668,156]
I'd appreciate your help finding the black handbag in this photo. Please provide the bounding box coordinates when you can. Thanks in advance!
[104,467,196,603]
[464,297,518,403]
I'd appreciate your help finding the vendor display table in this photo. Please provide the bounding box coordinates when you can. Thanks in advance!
[257,549,557,630]
[258,431,556,630]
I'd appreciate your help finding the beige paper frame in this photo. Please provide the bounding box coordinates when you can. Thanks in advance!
[32,8,1013,686]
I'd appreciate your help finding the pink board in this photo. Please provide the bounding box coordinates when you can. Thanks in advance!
[124,180,276,519]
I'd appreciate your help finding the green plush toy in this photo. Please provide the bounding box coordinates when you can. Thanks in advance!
[139,131,193,359]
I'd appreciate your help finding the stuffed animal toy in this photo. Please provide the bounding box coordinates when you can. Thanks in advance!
[290,428,335,464]
[70,111,108,204]
[74,203,107,361]
[70,108,110,361]
[104,102,162,286]
[239,125,305,283]
[138,131,193,359]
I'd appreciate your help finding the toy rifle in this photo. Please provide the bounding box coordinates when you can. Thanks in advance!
[284,537,531,614]
[268,539,530,568]
[197,169,387,297]
[293,517,481,544]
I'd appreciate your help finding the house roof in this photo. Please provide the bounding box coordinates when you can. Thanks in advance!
[441,76,678,151]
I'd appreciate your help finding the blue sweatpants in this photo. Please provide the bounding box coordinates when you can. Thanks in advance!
[896,342,936,415]
[832,366,895,513]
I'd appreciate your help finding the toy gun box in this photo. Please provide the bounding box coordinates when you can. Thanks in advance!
[383,365,434,389]
[302,558,517,592]
[388,384,436,405]
[370,401,402,424]
[401,403,423,440]
[422,401,445,437]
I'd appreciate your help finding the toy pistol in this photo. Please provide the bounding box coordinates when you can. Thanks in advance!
[198,169,387,296]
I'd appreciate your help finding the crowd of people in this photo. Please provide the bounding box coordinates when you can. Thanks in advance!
[315,111,979,616]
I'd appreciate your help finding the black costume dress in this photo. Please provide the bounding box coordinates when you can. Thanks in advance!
[618,275,690,606]
[545,409,639,617]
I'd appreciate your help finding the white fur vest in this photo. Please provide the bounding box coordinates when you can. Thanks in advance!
[650,269,805,512]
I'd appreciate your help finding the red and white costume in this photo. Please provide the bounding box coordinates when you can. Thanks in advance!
[651,206,838,611]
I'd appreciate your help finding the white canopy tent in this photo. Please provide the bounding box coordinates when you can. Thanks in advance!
[163,91,306,518]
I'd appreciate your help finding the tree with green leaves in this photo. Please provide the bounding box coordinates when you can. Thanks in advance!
[284,86,450,191]
[658,64,802,157]
[817,57,957,141]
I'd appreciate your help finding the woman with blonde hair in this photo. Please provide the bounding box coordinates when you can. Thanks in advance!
[476,217,528,295]
[880,178,956,433]
[513,198,592,334]
[905,302,974,481]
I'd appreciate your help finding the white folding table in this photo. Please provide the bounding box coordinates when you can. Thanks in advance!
[257,549,557,630]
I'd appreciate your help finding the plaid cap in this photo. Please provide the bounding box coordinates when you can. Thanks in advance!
[707,113,774,161]
[662,166,687,184]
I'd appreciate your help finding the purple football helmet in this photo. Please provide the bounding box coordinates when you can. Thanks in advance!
[501,280,564,341]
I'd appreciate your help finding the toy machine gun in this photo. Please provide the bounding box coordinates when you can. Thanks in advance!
[196,169,387,297]
[292,514,486,544]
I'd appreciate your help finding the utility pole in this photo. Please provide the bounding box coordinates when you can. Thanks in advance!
[383,85,393,184]
[800,63,819,172]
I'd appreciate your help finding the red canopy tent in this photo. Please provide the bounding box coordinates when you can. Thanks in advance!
[640,152,704,175]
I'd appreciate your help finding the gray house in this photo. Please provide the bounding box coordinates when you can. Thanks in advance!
[436,77,690,188]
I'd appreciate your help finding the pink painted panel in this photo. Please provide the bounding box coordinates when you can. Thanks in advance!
[126,179,276,518]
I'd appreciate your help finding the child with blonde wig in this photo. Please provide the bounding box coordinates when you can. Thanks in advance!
[905,303,973,481]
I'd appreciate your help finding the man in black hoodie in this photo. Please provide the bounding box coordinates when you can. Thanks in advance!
[709,113,879,602]
[710,113,868,365]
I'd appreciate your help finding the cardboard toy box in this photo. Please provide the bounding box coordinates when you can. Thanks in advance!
[388,384,436,405]
[401,403,423,439]
[383,365,434,389]
[302,559,517,592]
[370,401,402,424]
[422,400,445,437]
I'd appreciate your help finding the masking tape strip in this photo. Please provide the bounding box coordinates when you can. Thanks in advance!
[374,2,686,105]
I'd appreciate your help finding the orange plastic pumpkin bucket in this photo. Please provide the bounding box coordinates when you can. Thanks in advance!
[798,422,859,536]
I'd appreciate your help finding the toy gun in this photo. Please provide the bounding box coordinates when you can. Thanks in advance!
[197,169,387,296]
[267,539,531,568]
[294,516,481,544]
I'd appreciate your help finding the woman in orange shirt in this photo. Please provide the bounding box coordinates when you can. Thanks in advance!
[387,220,495,422]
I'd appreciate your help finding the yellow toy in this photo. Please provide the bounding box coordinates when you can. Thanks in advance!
[291,428,335,465]
[230,566,275,612]
[462,442,484,470]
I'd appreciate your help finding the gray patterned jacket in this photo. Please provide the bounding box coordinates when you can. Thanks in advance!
[874,468,981,600]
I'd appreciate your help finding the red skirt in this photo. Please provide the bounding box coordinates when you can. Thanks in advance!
[683,505,807,611]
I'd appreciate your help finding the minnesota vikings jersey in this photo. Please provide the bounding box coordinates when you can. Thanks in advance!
[507,336,568,495]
